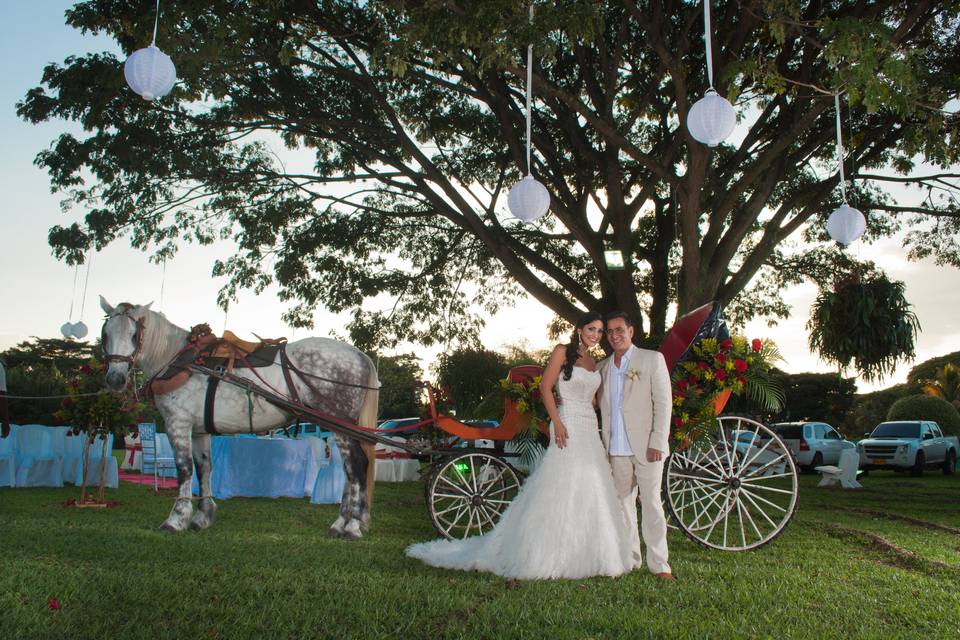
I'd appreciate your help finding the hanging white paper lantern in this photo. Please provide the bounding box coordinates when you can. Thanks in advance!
[61,322,75,339]
[687,89,736,147]
[507,175,551,223]
[124,45,177,101]
[826,203,866,246]
[71,321,89,339]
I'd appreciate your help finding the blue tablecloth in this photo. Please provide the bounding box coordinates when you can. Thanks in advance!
[192,436,322,499]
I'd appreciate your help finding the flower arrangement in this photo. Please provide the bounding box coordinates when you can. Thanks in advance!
[55,358,145,503]
[499,374,548,429]
[671,336,784,444]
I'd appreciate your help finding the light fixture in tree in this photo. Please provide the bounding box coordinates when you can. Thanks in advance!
[508,175,551,222]
[688,89,736,147]
[71,321,89,339]
[124,0,176,101]
[604,250,625,270]
[61,322,75,339]
[507,4,550,224]
[826,203,866,247]
[826,94,866,246]
[687,0,736,147]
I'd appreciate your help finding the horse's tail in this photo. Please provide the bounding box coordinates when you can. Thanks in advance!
[358,361,380,430]
[358,360,380,514]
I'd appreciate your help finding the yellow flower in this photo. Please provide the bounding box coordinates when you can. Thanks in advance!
[516,400,528,413]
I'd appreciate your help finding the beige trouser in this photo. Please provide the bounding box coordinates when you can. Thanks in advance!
[610,455,671,574]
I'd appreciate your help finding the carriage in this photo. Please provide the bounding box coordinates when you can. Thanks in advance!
[101,298,797,551]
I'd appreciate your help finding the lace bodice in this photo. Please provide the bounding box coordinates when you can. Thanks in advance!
[555,366,601,406]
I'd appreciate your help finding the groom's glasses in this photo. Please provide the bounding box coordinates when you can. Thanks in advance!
[606,327,629,336]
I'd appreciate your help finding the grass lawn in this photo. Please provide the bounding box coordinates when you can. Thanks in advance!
[2,471,959,640]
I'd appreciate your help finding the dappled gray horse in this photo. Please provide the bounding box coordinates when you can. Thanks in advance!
[99,297,379,539]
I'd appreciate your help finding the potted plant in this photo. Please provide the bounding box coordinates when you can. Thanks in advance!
[56,358,144,506]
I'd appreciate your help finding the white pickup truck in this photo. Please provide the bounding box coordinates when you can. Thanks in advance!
[857,421,958,476]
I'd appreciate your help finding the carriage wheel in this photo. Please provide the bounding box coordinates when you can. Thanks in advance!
[664,416,798,551]
[428,453,521,540]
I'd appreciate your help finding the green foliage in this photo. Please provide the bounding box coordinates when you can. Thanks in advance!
[845,384,911,435]
[18,2,960,348]
[375,353,422,419]
[55,358,144,437]
[3,364,69,425]
[435,349,508,416]
[1,337,95,373]
[907,351,960,388]
[886,394,960,436]
[770,370,858,428]
[807,267,920,382]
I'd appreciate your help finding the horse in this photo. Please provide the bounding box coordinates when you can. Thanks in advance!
[99,296,379,539]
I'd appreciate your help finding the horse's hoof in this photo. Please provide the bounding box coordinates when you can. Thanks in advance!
[160,521,186,533]
[189,512,213,530]
[342,520,363,540]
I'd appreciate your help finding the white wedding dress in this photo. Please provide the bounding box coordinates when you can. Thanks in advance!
[406,366,638,579]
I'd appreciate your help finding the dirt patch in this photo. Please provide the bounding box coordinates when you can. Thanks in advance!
[823,523,957,577]
[834,506,960,536]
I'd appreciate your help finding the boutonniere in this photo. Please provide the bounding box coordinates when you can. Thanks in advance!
[625,369,641,382]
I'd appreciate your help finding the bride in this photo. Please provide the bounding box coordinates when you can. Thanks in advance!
[405,312,638,579]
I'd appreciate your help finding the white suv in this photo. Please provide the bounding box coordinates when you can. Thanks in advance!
[772,422,856,471]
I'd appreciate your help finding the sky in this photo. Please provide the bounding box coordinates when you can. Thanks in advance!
[1,2,958,393]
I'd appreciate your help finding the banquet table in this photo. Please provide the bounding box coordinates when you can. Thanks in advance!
[192,436,323,499]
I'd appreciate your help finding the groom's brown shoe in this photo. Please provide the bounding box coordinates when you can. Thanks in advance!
[655,572,676,580]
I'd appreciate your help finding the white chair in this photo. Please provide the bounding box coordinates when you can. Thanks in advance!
[62,431,86,483]
[139,423,176,491]
[14,425,64,487]
[72,433,119,489]
[0,425,17,487]
[311,437,345,504]
[817,448,862,489]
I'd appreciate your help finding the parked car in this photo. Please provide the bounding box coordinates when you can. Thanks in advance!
[377,417,424,440]
[771,422,856,471]
[857,421,958,476]
[730,429,786,476]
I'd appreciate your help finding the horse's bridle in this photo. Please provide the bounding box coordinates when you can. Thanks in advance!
[102,305,146,371]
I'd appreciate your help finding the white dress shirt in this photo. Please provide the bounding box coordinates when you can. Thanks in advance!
[608,345,635,456]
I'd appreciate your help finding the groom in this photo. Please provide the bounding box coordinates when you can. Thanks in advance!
[598,311,674,579]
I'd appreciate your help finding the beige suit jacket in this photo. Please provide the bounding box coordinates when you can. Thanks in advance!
[598,347,673,463]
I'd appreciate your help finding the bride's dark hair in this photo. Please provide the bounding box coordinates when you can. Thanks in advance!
[563,311,603,381]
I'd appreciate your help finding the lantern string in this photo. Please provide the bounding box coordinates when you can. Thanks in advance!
[703,0,714,89]
[159,258,167,312]
[834,93,846,203]
[67,264,80,322]
[78,253,93,322]
[151,0,162,46]
[525,3,534,177]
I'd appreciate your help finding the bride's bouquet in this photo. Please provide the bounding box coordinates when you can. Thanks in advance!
[671,336,784,444]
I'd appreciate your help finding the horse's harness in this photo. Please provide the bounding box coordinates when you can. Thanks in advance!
[104,309,376,436]
[102,304,146,370]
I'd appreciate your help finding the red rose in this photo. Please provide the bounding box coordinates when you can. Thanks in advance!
[674,391,686,400]
[80,365,93,375]
[697,361,710,370]
[715,370,728,381]
[677,380,688,391]
[736,376,747,385]
[62,398,74,408]
[734,359,748,372]
[714,353,727,364]
[48,597,61,610]
[720,339,732,352]
[688,374,698,385]
[673,417,683,427]
[751,339,762,353]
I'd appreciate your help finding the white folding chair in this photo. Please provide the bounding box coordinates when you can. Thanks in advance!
[14,425,65,487]
[0,425,17,487]
[139,423,176,491]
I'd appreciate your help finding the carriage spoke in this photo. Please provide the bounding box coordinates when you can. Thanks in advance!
[739,486,789,512]
[738,436,778,474]
[739,486,780,529]
[668,472,727,485]
[739,480,796,493]
[741,471,793,482]
[735,495,748,547]
[738,491,765,541]
[437,474,471,496]
[468,456,480,493]
[741,454,788,479]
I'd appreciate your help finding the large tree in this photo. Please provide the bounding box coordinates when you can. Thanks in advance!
[19,1,960,349]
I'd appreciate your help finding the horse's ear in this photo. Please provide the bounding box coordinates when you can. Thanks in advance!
[141,301,154,312]
[100,295,114,315]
